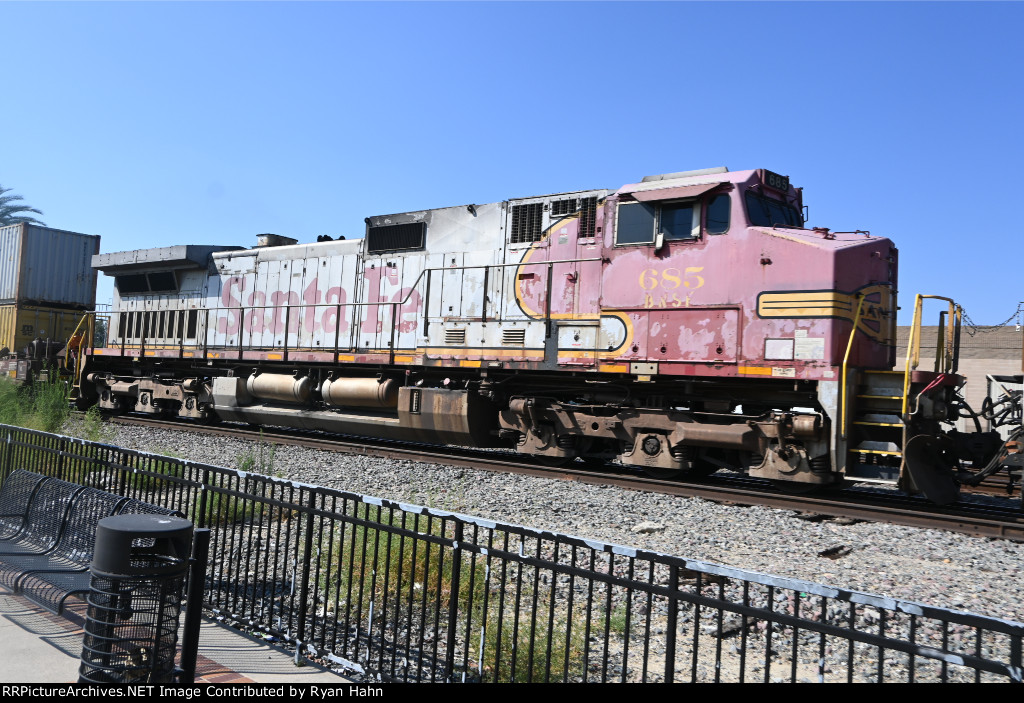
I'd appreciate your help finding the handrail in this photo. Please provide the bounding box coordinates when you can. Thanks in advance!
[62,313,90,374]
[902,294,961,419]
[840,294,865,440]
[107,257,577,352]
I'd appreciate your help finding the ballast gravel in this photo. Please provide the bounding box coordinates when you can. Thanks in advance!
[97,421,1024,626]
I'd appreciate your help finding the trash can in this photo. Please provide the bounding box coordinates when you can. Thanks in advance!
[78,514,193,684]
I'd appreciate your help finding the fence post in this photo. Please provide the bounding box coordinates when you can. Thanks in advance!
[665,564,678,684]
[2,428,11,484]
[444,520,464,682]
[57,435,68,481]
[178,528,211,683]
[195,467,210,530]
[117,450,129,498]
[295,488,317,661]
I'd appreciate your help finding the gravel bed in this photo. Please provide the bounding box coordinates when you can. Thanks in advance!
[86,420,1024,629]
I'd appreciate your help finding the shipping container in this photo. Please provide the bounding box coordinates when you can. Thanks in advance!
[0,223,100,308]
[0,304,89,357]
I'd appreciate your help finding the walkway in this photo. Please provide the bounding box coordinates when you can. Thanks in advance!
[0,586,348,684]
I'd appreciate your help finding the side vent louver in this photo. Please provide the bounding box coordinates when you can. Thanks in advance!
[444,328,466,345]
[548,196,598,238]
[367,222,426,254]
[550,198,579,217]
[510,203,544,244]
[502,328,526,346]
[579,197,598,238]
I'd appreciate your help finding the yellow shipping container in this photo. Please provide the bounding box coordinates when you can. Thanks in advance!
[0,304,89,357]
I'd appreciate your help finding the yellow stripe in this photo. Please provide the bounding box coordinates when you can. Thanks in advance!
[425,347,546,359]
[394,355,415,363]
[459,360,482,368]
[512,231,635,359]
[738,365,773,376]
[599,363,629,373]
[267,353,283,360]
[758,291,856,316]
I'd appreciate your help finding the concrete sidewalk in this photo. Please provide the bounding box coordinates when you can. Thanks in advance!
[0,586,348,684]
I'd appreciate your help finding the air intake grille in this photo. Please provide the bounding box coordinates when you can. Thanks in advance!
[444,328,466,345]
[367,222,425,254]
[579,197,598,238]
[502,328,526,346]
[510,203,544,244]
[550,198,579,217]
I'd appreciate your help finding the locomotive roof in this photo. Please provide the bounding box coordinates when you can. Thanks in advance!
[93,244,243,273]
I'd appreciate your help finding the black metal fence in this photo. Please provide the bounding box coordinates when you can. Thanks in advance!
[1,423,1022,683]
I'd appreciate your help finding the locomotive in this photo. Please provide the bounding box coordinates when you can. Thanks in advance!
[76,167,994,504]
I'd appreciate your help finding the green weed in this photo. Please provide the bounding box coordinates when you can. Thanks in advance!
[313,510,588,682]
[191,489,265,525]
[128,453,185,492]
[80,405,114,443]
[0,374,70,432]
[237,431,277,476]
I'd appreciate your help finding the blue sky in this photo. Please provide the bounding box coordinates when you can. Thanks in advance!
[2,1,1020,326]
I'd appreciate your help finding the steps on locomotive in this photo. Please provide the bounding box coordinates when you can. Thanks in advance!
[845,370,907,483]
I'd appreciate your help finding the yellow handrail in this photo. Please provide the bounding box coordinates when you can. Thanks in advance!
[63,313,90,374]
[902,294,960,419]
[840,294,865,440]
[62,311,98,393]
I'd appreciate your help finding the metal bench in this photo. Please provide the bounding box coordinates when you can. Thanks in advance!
[17,497,182,614]
[0,473,85,558]
[0,470,49,540]
[0,470,181,614]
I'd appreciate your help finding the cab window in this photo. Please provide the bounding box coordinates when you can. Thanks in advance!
[745,190,802,227]
[615,200,701,245]
[660,202,698,240]
[615,202,656,244]
[706,193,730,235]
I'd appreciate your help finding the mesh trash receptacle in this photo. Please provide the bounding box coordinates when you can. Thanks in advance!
[78,514,193,683]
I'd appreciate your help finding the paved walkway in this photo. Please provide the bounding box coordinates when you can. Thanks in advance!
[0,586,348,684]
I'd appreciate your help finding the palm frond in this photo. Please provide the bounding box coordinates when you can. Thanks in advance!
[0,184,45,226]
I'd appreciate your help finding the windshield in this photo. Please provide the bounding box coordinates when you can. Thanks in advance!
[745,190,802,228]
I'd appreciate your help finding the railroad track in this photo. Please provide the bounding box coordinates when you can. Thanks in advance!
[105,414,1024,543]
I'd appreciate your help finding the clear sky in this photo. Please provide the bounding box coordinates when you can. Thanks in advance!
[1,1,1020,326]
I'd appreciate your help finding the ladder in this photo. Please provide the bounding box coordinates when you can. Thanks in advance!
[842,295,962,486]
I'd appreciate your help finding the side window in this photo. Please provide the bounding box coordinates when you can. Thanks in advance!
[706,193,730,235]
[615,200,703,244]
[660,202,699,241]
[616,202,656,245]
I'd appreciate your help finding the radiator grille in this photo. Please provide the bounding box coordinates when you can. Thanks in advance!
[510,203,544,244]
[579,197,598,238]
[502,328,526,346]
[550,198,578,217]
[444,328,466,345]
[367,222,425,254]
